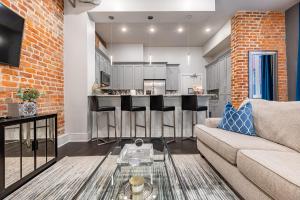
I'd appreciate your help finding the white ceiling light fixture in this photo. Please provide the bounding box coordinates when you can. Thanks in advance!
[149,27,156,33]
[177,27,184,33]
[205,28,211,32]
[121,26,127,33]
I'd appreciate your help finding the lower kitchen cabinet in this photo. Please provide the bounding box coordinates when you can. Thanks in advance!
[0,114,57,199]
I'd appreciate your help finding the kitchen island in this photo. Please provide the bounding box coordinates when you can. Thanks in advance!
[88,95,212,138]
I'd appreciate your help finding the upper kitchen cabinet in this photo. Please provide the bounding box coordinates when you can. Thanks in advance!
[95,48,111,75]
[123,65,134,89]
[111,66,119,89]
[143,65,154,79]
[206,63,219,90]
[111,64,144,90]
[166,66,179,91]
[143,64,167,80]
[218,57,227,94]
[133,65,144,90]
[226,56,231,94]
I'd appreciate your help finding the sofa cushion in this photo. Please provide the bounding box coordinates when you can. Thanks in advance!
[218,102,256,136]
[245,99,300,152]
[205,118,222,128]
[195,124,295,165]
[237,150,300,200]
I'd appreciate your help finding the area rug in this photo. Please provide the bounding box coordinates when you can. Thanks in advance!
[6,155,239,200]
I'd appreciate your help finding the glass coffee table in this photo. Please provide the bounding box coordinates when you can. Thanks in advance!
[74,138,187,200]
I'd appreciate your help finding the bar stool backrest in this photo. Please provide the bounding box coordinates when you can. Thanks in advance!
[121,95,132,111]
[181,95,198,111]
[88,96,99,111]
[150,95,164,111]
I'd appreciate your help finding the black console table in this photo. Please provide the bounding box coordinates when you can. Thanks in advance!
[0,114,57,199]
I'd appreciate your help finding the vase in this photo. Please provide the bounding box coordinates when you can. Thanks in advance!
[20,102,37,116]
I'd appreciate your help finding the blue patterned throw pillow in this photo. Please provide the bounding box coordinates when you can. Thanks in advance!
[218,102,256,136]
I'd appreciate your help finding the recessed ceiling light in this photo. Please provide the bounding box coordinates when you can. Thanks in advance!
[121,27,127,32]
[205,28,211,32]
[177,27,184,33]
[149,27,156,33]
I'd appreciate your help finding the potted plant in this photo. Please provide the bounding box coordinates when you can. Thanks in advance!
[16,88,43,116]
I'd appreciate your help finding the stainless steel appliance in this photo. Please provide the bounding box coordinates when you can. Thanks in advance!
[100,71,110,87]
[144,80,166,95]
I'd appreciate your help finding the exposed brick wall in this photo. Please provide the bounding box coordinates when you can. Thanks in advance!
[231,11,288,107]
[0,0,64,134]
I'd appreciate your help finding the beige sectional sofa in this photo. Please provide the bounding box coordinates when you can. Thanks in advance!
[195,99,300,200]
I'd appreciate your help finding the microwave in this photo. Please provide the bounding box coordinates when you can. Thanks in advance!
[100,71,110,87]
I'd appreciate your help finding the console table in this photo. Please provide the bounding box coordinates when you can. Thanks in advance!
[0,114,57,199]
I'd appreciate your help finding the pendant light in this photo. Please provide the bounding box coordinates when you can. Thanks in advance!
[186,15,192,66]
[148,16,154,65]
[109,16,114,65]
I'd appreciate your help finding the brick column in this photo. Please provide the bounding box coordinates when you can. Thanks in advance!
[231,11,288,107]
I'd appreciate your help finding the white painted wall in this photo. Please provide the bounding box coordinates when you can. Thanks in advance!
[108,44,144,62]
[64,13,95,143]
[144,47,208,92]
[202,20,231,56]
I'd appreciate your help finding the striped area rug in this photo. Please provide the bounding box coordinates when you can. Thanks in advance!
[6,155,239,200]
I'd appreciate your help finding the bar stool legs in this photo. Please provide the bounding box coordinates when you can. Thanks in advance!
[182,111,196,141]
[163,110,176,144]
[93,111,117,146]
[134,111,147,138]
[120,111,147,140]
[150,110,176,144]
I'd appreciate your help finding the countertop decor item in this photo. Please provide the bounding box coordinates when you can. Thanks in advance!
[16,88,43,116]
[192,85,204,95]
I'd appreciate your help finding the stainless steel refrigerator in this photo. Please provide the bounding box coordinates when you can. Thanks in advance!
[144,80,166,95]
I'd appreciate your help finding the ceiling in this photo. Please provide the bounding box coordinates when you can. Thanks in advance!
[93,0,299,47]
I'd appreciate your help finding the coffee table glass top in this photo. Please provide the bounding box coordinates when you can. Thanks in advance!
[74,138,187,200]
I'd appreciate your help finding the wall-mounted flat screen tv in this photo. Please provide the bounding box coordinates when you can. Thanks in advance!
[0,3,25,67]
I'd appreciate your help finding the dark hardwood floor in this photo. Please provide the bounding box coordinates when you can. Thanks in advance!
[58,138,198,159]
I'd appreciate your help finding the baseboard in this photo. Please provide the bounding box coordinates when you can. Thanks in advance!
[58,133,90,148]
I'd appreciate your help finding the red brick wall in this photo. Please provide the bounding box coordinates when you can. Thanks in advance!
[231,11,288,107]
[0,0,64,134]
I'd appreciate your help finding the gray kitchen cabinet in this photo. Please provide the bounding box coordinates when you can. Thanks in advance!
[123,65,134,89]
[143,65,166,80]
[143,66,154,79]
[226,56,231,94]
[118,65,125,89]
[207,64,218,90]
[95,54,100,84]
[134,65,144,89]
[154,65,166,79]
[166,67,179,90]
[111,66,119,89]
[206,52,231,117]
[219,58,227,94]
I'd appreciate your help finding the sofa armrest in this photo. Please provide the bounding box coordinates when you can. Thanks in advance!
[205,118,222,128]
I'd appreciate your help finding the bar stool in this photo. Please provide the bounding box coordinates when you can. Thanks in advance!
[88,96,117,145]
[120,95,146,139]
[150,95,176,144]
[181,95,208,141]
